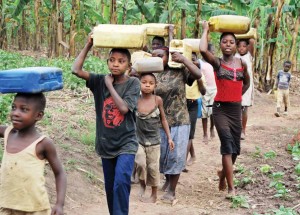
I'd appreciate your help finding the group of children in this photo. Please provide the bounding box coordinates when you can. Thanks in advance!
[0,23,293,215]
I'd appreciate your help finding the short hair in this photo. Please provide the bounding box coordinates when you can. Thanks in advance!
[109,48,131,62]
[15,93,46,111]
[237,39,249,46]
[139,72,157,83]
[284,60,292,65]
[220,32,237,43]
[152,36,165,46]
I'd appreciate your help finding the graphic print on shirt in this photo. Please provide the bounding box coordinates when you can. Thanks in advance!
[102,96,124,128]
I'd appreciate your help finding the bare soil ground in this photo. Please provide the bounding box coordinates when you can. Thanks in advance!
[36,88,300,215]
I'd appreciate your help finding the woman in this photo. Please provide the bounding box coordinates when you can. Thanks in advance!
[199,21,250,198]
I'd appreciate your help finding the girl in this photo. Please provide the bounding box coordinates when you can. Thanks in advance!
[135,73,174,203]
[152,47,202,203]
[199,21,250,198]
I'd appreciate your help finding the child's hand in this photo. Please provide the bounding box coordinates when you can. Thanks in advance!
[168,139,175,151]
[171,52,185,63]
[51,204,64,215]
[87,31,94,47]
[202,20,209,31]
[105,74,114,86]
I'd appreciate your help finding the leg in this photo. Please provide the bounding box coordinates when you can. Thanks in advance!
[102,158,116,215]
[222,154,235,196]
[210,117,215,139]
[241,106,248,139]
[161,174,170,191]
[113,154,135,215]
[135,145,147,197]
[187,139,196,165]
[162,174,180,202]
[202,118,209,144]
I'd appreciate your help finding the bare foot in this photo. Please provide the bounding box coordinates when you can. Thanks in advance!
[210,128,215,139]
[160,181,169,192]
[139,184,146,197]
[140,195,157,203]
[161,192,177,205]
[187,157,196,166]
[203,135,209,144]
[217,170,226,191]
[225,189,236,199]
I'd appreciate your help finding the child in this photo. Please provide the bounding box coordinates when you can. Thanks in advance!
[135,73,174,203]
[199,43,217,144]
[235,39,255,139]
[72,34,140,215]
[0,93,66,215]
[152,47,202,203]
[143,36,165,53]
[184,52,206,170]
[200,21,250,198]
[274,60,292,117]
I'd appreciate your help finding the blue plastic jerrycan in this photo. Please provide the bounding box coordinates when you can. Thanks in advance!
[0,67,63,93]
[197,98,202,118]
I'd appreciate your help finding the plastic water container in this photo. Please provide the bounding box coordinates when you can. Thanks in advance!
[142,23,175,36]
[132,57,164,73]
[183,39,201,53]
[131,51,152,65]
[205,15,251,34]
[168,39,192,68]
[92,24,147,49]
[0,67,63,93]
[235,28,257,40]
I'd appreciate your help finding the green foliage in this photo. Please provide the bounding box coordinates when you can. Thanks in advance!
[273,183,290,199]
[0,146,3,161]
[231,195,249,209]
[260,164,273,174]
[264,150,277,159]
[295,163,300,176]
[290,142,300,161]
[252,146,262,158]
[235,163,246,174]
[0,95,14,124]
[269,172,284,188]
[272,205,297,215]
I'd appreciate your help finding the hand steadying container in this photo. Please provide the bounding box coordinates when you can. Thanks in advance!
[0,67,63,93]
[168,39,192,69]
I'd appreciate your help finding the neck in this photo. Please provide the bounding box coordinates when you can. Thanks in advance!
[113,74,127,84]
[14,125,38,137]
[141,92,154,99]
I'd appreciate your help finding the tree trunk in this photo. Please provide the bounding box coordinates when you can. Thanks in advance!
[0,0,7,49]
[110,0,117,24]
[22,10,27,50]
[193,0,202,38]
[181,9,186,39]
[34,0,41,51]
[289,16,299,72]
[69,0,78,57]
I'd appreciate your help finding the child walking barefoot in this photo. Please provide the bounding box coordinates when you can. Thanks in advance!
[135,73,174,203]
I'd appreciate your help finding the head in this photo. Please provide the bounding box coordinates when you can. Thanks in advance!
[10,93,46,130]
[191,52,200,68]
[219,32,237,56]
[283,60,292,72]
[237,39,249,56]
[207,43,215,56]
[107,48,131,76]
[152,36,165,50]
[152,46,169,68]
[128,67,140,78]
[139,73,157,95]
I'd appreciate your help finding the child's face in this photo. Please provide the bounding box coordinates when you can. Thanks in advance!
[237,41,248,55]
[140,74,156,94]
[152,39,163,50]
[220,34,236,55]
[192,53,199,68]
[10,97,43,130]
[107,52,130,76]
[152,49,168,67]
[283,63,291,72]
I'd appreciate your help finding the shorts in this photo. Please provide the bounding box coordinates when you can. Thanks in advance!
[160,125,190,175]
[276,89,290,109]
[202,88,217,118]
[187,99,198,139]
[0,208,50,215]
[213,102,241,155]
[135,144,160,187]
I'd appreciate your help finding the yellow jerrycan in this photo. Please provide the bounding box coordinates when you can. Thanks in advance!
[205,15,251,34]
[235,28,257,40]
[168,39,192,69]
[92,24,147,49]
[142,23,176,36]
[131,51,152,65]
[183,39,201,53]
[132,57,164,73]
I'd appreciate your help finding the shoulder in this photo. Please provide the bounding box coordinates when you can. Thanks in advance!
[156,95,163,104]
[38,136,56,151]
[129,76,140,84]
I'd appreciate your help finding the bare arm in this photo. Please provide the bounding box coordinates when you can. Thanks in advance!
[105,75,130,115]
[71,33,93,81]
[197,79,206,96]
[274,72,279,90]
[0,125,7,138]
[40,138,66,215]
[242,61,250,95]
[171,52,202,80]
[248,39,255,57]
[157,96,174,150]
[199,21,220,70]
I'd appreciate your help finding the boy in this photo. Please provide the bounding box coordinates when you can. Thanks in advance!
[274,60,292,117]
[143,36,165,53]
[0,93,66,215]
[235,39,255,139]
[72,34,140,215]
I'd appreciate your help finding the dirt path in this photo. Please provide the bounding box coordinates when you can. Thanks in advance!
[52,90,300,215]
